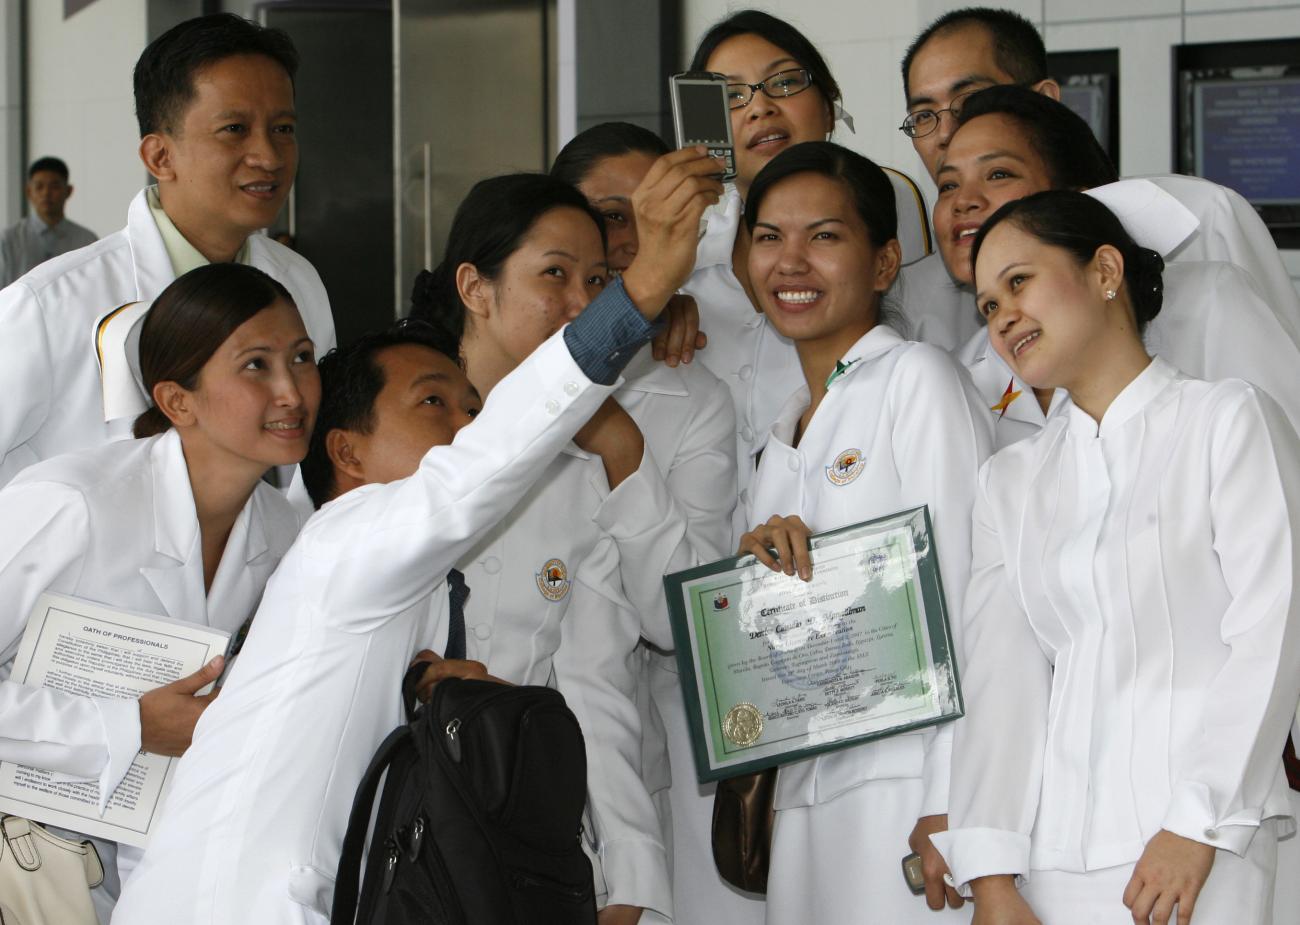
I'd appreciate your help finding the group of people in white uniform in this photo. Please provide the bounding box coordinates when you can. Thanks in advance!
[1,7,1298,925]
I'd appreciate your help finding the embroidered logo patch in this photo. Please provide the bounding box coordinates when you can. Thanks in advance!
[535,558,571,601]
[990,378,1022,419]
[825,448,864,486]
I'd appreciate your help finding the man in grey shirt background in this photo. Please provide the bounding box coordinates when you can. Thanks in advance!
[0,156,97,286]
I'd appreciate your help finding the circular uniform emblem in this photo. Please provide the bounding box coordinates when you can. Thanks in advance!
[825,447,865,486]
[535,558,571,602]
[722,702,764,747]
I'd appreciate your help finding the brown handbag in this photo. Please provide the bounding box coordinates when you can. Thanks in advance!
[711,767,777,894]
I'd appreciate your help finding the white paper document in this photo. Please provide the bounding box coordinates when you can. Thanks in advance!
[0,592,229,847]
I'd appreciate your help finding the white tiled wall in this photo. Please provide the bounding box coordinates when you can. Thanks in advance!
[0,0,22,226]
[24,0,147,237]
[681,0,1300,291]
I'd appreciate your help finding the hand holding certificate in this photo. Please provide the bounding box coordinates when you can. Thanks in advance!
[664,507,961,782]
[0,593,230,847]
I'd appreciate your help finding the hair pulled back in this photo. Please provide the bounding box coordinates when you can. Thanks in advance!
[971,189,1164,331]
[551,122,669,189]
[408,173,605,344]
[956,85,1117,190]
[744,141,897,246]
[133,263,295,438]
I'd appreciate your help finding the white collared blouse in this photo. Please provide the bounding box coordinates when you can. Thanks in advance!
[934,358,1300,890]
[746,324,992,815]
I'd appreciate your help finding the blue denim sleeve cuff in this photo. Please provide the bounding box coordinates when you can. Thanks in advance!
[564,277,658,385]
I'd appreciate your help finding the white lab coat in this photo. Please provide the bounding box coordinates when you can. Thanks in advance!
[455,442,673,920]
[681,187,803,547]
[0,429,302,920]
[0,188,336,487]
[746,325,991,924]
[932,360,1300,923]
[112,330,617,925]
[608,346,743,922]
[959,260,1300,451]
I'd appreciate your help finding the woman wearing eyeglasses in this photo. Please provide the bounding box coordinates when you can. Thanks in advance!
[674,11,844,548]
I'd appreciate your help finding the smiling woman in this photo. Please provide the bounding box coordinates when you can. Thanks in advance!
[0,261,316,921]
[934,189,1300,925]
[690,11,838,198]
[737,141,990,925]
[933,85,1115,287]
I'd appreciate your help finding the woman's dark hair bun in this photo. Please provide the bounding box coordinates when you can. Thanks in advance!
[971,190,1167,334]
[1131,247,1165,327]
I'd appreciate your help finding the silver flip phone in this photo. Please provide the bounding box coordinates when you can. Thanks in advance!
[669,71,737,181]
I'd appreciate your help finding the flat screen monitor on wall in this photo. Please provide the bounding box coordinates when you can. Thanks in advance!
[1048,49,1119,168]
[1176,39,1300,248]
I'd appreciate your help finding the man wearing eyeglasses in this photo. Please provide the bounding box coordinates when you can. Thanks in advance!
[887,9,1060,351]
[899,9,1059,183]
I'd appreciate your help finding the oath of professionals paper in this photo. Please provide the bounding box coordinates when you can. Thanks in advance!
[0,592,229,847]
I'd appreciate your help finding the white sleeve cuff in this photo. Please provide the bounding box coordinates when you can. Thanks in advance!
[92,696,142,814]
[593,446,670,538]
[919,724,953,817]
[599,836,672,920]
[929,826,1030,896]
[1161,780,1259,857]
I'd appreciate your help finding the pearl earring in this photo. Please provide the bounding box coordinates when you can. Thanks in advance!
[1104,289,1117,301]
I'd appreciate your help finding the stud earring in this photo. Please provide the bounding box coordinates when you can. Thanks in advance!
[1104,289,1117,301]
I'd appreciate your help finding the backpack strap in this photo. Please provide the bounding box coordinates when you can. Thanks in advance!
[401,661,427,723]
[330,724,412,925]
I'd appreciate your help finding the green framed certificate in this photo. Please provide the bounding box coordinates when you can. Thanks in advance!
[664,506,962,782]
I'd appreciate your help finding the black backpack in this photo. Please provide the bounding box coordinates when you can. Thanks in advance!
[331,666,598,925]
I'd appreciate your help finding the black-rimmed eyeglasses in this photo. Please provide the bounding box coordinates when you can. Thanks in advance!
[726,68,815,111]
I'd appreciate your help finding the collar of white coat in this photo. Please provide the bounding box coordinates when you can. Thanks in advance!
[768,324,907,445]
[833,323,907,382]
[148,429,271,564]
[694,185,744,270]
[1064,355,1177,439]
[618,343,691,397]
[1085,179,1199,258]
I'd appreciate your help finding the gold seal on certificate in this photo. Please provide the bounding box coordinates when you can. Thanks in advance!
[664,506,963,783]
[722,702,764,746]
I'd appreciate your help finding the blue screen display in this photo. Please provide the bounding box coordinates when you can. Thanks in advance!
[1194,76,1300,205]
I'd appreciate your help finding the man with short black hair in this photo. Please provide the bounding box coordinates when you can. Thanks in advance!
[0,157,97,287]
[900,7,1059,182]
[0,13,335,487]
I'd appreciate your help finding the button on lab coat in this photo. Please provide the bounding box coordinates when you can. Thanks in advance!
[0,428,301,908]
[934,360,1300,896]
[114,331,617,925]
[0,189,336,487]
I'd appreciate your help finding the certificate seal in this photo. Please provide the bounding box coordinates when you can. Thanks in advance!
[722,702,764,747]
